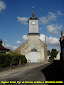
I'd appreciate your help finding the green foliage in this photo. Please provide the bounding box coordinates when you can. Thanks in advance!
[0,52,26,67]
[21,55,26,64]
[0,53,5,67]
[51,49,58,59]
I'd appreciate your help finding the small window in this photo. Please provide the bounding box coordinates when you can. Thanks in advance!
[31,48,37,52]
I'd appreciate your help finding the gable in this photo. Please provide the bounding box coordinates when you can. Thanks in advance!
[14,40,28,55]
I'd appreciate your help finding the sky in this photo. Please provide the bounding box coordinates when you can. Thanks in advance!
[0,0,64,51]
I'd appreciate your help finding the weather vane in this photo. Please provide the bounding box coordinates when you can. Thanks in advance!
[32,6,34,11]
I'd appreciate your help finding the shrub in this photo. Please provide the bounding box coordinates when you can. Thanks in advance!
[0,52,26,67]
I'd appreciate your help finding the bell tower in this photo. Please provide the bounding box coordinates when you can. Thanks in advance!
[28,11,40,35]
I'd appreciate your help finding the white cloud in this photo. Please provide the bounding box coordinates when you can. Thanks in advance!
[4,44,17,50]
[4,44,11,48]
[56,25,62,29]
[46,37,60,46]
[39,12,56,24]
[12,46,18,50]
[17,16,28,25]
[22,35,28,40]
[2,43,5,46]
[22,34,60,46]
[48,12,56,21]
[40,34,45,42]
[46,24,62,34]
[40,34,60,46]
[39,17,48,24]
[57,11,64,16]
[16,41,21,44]
[0,1,6,11]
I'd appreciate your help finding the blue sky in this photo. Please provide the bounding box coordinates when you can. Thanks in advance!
[0,0,64,50]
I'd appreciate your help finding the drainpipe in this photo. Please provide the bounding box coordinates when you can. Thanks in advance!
[45,36,47,62]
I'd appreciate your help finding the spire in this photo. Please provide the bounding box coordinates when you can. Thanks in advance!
[29,10,38,20]
[32,10,35,18]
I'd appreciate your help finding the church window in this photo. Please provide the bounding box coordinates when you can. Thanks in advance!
[31,48,37,52]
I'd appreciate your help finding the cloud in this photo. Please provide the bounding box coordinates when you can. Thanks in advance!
[46,24,62,34]
[4,44,17,50]
[48,12,56,21]
[2,43,5,46]
[22,34,60,46]
[40,34,60,46]
[22,35,28,40]
[16,41,21,44]
[39,17,48,24]
[39,12,56,24]
[40,34,45,42]
[17,16,28,25]
[57,11,64,16]
[46,37,60,46]
[0,1,6,12]
[12,46,18,50]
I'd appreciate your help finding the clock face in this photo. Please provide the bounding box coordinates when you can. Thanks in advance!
[29,20,38,33]
[31,21,36,25]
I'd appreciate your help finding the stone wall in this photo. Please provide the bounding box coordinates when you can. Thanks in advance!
[14,34,47,63]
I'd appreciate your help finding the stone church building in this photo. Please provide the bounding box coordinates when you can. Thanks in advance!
[14,11,47,63]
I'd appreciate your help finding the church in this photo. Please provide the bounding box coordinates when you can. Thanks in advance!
[14,11,47,63]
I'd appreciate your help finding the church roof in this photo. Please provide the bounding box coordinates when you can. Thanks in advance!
[14,40,28,55]
[29,11,39,20]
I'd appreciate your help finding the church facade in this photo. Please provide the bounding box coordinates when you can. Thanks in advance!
[14,11,47,63]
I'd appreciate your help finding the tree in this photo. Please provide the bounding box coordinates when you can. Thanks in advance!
[51,49,58,59]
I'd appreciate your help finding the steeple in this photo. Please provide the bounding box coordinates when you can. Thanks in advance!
[29,11,38,20]
[28,10,40,36]
[32,10,35,18]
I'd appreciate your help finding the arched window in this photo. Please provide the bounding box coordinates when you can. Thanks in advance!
[31,48,37,52]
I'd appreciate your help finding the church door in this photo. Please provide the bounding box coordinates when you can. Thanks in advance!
[30,52,39,63]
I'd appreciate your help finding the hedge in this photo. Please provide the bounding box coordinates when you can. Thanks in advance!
[0,52,26,67]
